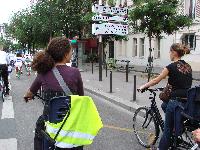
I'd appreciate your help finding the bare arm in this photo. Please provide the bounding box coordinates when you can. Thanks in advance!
[139,68,169,90]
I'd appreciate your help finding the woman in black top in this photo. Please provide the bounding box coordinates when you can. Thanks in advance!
[139,43,192,150]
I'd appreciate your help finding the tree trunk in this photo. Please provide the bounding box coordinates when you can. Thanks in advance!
[147,35,153,82]
[32,42,35,54]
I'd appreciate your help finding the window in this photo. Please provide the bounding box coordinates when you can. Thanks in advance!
[185,0,196,18]
[139,38,145,57]
[154,38,161,58]
[182,34,196,51]
[132,38,137,57]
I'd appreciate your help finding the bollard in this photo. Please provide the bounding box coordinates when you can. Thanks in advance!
[92,61,94,74]
[110,71,112,93]
[106,63,108,77]
[133,75,136,101]
[126,64,128,82]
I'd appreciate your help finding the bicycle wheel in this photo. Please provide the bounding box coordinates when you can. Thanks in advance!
[133,107,159,148]
[2,85,5,102]
[0,82,5,102]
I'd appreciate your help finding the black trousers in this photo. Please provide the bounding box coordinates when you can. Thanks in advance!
[0,64,9,93]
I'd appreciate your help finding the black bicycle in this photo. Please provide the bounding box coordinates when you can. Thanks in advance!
[133,88,199,150]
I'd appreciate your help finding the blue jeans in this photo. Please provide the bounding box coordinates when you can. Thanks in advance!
[159,100,185,150]
[161,101,168,113]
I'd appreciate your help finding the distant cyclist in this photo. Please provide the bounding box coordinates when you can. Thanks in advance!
[0,49,10,95]
[14,53,24,77]
[24,55,33,75]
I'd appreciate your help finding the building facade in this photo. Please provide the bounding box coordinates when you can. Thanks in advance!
[106,0,200,71]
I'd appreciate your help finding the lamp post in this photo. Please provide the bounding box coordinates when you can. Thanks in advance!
[98,0,103,81]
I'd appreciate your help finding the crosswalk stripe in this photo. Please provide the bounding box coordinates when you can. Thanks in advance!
[0,83,17,149]
[0,138,17,150]
[1,96,14,119]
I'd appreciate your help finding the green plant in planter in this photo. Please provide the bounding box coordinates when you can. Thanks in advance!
[107,58,116,70]
[87,53,98,63]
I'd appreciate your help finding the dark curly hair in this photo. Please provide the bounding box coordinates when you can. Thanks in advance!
[31,37,71,74]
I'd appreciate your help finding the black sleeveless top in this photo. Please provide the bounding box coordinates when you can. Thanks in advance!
[166,60,192,98]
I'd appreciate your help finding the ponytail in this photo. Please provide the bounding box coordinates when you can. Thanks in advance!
[31,51,55,74]
[183,45,190,55]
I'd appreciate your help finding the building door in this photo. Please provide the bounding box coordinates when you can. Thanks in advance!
[109,41,114,58]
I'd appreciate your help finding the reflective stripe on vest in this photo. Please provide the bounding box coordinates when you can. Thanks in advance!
[55,141,79,149]
[46,125,95,140]
[45,95,103,148]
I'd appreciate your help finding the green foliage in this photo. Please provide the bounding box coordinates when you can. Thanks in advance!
[6,0,93,50]
[107,0,116,6]
[129,0,192,38]
[107,58,116,69]
[0,37,12,51]
[103,35,128,48]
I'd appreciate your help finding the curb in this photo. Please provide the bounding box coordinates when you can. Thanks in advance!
[84,85,141,113]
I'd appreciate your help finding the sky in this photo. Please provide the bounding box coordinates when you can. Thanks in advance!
[0,0,31,24]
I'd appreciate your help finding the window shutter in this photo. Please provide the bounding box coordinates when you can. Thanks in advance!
[196,0,200,20]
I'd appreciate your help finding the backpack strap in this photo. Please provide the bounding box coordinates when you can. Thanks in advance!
[52,67,72,95]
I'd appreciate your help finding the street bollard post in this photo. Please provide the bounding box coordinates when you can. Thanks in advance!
[133,75,136,101]
[106,63,108,77]
[110,71,112,93]
[126,61,129,82]
[126,64,128,82]
[92,61,94,74]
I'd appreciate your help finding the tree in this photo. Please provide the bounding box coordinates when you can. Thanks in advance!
[0,37,10,51]
[129,0,192,81]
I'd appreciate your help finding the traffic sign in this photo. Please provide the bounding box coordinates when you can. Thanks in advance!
[92,4,128,16]
[92,23,128,36]
[92,15,128,23]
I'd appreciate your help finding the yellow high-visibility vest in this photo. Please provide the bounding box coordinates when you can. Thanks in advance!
[45,95,103,148]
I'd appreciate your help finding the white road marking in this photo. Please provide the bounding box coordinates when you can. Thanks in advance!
[0,138,17,150]
[1,96,14,119]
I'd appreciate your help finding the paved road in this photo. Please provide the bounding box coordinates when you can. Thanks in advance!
[0,70,144,150]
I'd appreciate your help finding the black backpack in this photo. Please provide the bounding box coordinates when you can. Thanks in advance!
[184,86,200,121]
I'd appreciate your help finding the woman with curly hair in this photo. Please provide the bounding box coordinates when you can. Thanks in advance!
[24,37,84,150]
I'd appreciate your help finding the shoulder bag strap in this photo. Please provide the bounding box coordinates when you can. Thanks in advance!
[52,67,72,95]
[50,67,72,146]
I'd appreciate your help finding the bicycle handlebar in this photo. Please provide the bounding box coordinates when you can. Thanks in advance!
[33,94,47,102]
[24,93,46,103]
[137,88,164,93]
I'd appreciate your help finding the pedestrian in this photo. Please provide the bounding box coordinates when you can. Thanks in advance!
[139,43,192,150]
[24,37,84,150]
[14,53,24,77]
[0,48,10,95]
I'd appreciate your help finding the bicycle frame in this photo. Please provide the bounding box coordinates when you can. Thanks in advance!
[148,91,164,131]
[145,89,198,149]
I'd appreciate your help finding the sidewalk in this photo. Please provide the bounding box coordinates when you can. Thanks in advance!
[81,63,200,114]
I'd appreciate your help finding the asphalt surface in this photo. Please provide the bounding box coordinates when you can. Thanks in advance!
[0,70,144,150]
